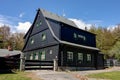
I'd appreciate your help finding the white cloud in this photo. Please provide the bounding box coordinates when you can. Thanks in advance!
[107,25,117,31]
[16,22,31,33]
[0,15,13,26]
[19,13,25,18]
[0,14,31,33]
[69,18,92,30]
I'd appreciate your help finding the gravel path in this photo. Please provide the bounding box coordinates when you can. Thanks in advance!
[26,67,120,80]
[36,70,79,80]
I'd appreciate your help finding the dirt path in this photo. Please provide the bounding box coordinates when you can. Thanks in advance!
[26,67,120,80]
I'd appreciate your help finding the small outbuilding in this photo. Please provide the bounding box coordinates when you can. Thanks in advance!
[0,48,21,72]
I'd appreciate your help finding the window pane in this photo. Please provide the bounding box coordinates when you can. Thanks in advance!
[49,50,52,54]
[42,33,46,41]
[36,20,42,27]
[73,33,77,39]
[78,53,83,61]
[32,53,37,60]
[87,54,91,61]
[30,54,33,60]
[35,52,39,60]
[41,51,45,60]
[39,21,42,25]
[67,51,73,61]
[30,38,34,44]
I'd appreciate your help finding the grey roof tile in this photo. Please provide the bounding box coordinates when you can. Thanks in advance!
[0,49,21,57]
[40,9,77,28]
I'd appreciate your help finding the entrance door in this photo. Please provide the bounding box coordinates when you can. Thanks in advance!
[66,51,74,66]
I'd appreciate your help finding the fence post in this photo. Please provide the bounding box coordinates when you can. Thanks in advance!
[53,59,58,71]
[20,52,25,71]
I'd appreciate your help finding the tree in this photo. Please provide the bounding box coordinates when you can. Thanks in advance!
[89,26,117,59]
[10,33,25,50]
[0,25,10,48]
[0,25,25,50]
[109,41,120,61]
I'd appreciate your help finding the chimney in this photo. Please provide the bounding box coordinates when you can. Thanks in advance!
[85,27,87,31]
[8,45,13,51]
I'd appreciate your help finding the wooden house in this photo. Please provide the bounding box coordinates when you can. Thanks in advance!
[22,9,104,70]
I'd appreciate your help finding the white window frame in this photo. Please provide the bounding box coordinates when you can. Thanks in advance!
[31,38,34,44]
[30,54,33,60]
[35,52,39,60]
[41,51,45,60]
[49,50,52,54]
[87,54,91,61]
[78,53,83,61]
[42,33,46,41]
[67,51,73,61]
[36,20,42,27]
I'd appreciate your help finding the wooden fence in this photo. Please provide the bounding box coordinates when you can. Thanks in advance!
[25,60,54,70]
[104,60,120,68]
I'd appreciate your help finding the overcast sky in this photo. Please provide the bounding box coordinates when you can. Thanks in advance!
[0,0,120,33]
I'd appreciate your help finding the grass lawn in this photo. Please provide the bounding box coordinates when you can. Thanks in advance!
[0,72,33,80]
[87,71,120,80]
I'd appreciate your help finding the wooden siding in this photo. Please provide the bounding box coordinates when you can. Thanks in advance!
[24,29,58,51]
[25,45,59,61]
[59,45,96,67]
[31,11,48,36]
[47,18,61,38]
[61,23,96,47]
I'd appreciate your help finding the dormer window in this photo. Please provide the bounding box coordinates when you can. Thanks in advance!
[73,33,77,39]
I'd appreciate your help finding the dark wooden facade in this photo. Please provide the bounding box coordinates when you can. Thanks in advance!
[22,8,104,70]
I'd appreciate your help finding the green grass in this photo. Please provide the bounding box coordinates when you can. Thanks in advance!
[87,71,120,80]
[0,72,32,80]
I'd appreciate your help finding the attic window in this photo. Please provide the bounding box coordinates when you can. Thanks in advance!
[36,20,42,27]
[42,33,46,41]
[31,38,34,44]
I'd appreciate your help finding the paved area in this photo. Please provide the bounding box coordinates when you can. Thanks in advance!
[34,70,80,80]
[26,67,120,80]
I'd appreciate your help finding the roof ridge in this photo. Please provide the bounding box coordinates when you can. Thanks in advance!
[39,8,77,27]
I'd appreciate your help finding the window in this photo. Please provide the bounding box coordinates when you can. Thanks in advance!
[87,54,91,61]
[30,54,33,60]
[35,53,39,60]
[49,50,52,54]
[73,33,77,39]
[73,33,86,41]
[30,38,34,44]
[41,51,45,60]
[36,20,42,27]
[42,33,46,41]
[67,51,73,61]
[78,53,83,61]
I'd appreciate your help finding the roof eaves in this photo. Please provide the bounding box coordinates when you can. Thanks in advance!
[60,40,99,51]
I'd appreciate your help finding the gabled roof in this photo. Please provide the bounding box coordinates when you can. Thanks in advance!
[0,49,21,57]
